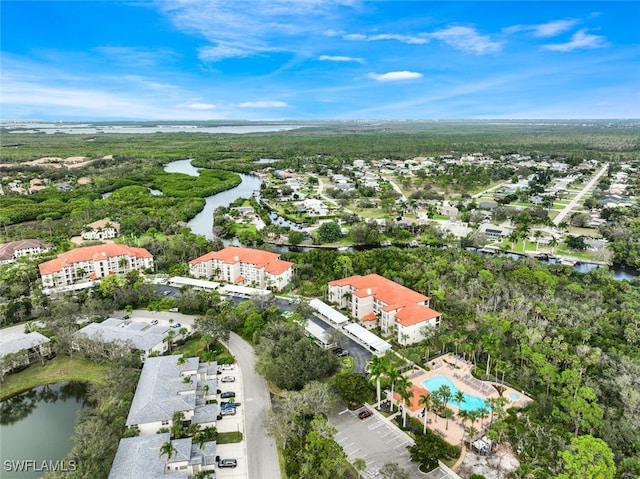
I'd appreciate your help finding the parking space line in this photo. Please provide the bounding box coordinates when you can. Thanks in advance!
[338,409,350,415]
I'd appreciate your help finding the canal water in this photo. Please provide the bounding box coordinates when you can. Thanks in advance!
[0,382,88,479]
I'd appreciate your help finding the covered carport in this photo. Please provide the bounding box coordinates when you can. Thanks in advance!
[342,323,392,355]
[309,299,349,326]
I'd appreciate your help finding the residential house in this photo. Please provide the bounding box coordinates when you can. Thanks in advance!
[82,218,121,241]
[327,274,442,345]
[0,239,52,265]
[73,318,174,359]
[109,433,216,479]
[476,223,513,242]
[0,331,51,374]
[189,246,294,290]
[125,355,218,436]
[38,244,153,287]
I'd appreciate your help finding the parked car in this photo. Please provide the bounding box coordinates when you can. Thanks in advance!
[358,409,373,419]
[163,290,171,296]
[221,376,235,383]
[219,364,234,371]
[168,307,179,312]
[220,408,236,416]
[220,391,236,399]
[170,322,181,328]
[150,319,158,325]
[220,401,235,409]
[218,458,237,468]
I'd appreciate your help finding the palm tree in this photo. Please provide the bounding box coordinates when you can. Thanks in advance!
[395,375,413,427]
[441,407,454,430]
[477,406,490,429]
[201,384,210,398]
[549,235,559,254]
[159,440,177,460]
[435,385,452,409]
[418,393,433,435]
[534,230,543,251]
[353,458,367,478]
[386,366,401,412]
[458,409,472,444]
[367,355,389,408]
[454,390,465,411]
[464,426,479,448]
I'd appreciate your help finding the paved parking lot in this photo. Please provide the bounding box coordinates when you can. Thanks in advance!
[329,405,420,477]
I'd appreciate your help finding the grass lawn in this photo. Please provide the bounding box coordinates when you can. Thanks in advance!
[1,356,109,400]
[173,335,234,364]
[217,431,243,444]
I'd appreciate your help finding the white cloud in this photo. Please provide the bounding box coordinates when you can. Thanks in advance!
[344,32,428,44]
[543,29,607,52]
[94,46,178,66]
[185,103,216,110]
[157,0,353,61]
[344,26,501,54]
[366,71,422,82]
[429,26,502,54]
[505,19,578,37]
[319,55,364,63]
[237,100,289,108]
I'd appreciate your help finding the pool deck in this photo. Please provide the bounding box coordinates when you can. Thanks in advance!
[403,353,532,446]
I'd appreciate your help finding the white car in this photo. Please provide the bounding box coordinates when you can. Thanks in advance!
[219,364,234,371]
[221,376,235,383]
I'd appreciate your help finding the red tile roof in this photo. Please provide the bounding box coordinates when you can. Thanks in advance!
[86,218,120,229]
[234,275,245,283]
[362,312,377,322]
[329,274,440,327]
[189,246,293,275]
[38,244,152,275]
[395,305,441,327]
[393,384,431,412]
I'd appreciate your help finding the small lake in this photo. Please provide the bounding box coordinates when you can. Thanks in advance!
[163,159,261,239]
[0,382,88,479]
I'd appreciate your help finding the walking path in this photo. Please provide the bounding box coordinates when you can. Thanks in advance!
[553,162,609,225]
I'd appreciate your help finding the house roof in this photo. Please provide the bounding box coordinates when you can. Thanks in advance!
[38,244,152,275]
[362,312,377,322]
[0,239,51,261]
[395,305,441,327]
[108,433,217,479]
[329,274,440,327]
[75,318,169,353]
[189,246,293,275]
[86,218,120,229]
[0,331,50,357]
[126,355,204,427]
[329,274,429,306]
[393,384,430,412]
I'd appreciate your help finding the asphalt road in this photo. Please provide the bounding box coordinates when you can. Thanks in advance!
[227,332,281,479]
[553,162,609,225]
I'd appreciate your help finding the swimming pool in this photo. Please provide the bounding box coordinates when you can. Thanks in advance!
[509,392,520,401]
[422,374,487,412]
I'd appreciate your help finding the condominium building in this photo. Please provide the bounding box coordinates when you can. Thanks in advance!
[38,244,153,287]
[0,239,52,265]
[328,274,441,345]
[189,246,294,290]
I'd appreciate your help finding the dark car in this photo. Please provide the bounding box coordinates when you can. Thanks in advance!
[220,391,236,399]
[358,409,373,419]
[218,458,237,468]
[336,349,349,357]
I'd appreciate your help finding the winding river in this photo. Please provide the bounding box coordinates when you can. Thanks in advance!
[164,160,261,239]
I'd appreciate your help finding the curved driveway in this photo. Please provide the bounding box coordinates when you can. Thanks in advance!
[227,332,281,479]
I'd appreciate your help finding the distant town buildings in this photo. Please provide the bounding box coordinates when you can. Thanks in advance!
[82,218,121,241]
[0,239,52,265]
[328,273,441,345]
[38,244,153,287]
[189,246,294,290]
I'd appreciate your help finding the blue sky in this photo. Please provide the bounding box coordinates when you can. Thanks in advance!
[1,1,638,120]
